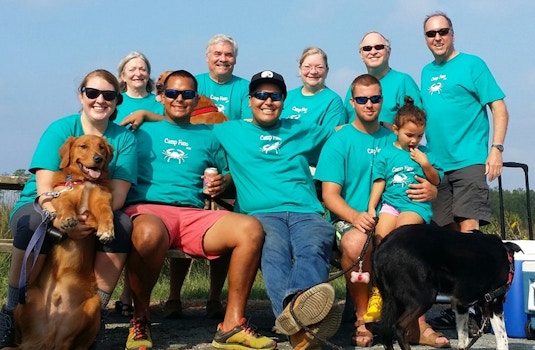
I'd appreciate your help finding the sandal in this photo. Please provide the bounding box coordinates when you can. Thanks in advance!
[351,320,373,347]
[114,300,134,318]
[409,321,451,348]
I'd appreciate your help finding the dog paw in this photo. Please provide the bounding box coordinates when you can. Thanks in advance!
[97,230,115,244]
[60,217,78,230]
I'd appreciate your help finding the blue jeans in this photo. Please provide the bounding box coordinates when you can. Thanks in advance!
[254,212,334,316]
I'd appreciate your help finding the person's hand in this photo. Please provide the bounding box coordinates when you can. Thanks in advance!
[119,110,146,130]
[407,175,437,202]
[203,174,228,197]
[349,210,377,233]
[486,148,503,182]
[53,213,94,240]
[410,148,429,167]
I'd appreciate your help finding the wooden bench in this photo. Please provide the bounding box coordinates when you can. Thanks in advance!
[0,175,191,259]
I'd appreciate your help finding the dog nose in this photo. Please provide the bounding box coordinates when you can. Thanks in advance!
[94,155,103,164]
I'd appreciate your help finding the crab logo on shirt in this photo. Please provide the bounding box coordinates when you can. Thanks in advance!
[428,74,447,95]
[162,148,188,163]
[259,135,282,154]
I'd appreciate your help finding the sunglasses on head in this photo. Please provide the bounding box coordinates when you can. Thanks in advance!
[81,87,119,101]
[251,91,284,102]
[353,95,382,105]
[360,44,386,52]
[425,28,451,38]
[163,89,197,100]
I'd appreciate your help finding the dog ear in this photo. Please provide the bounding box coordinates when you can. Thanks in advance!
[58,137,76,169]
[504,242,523,255]
[116,93,123,106]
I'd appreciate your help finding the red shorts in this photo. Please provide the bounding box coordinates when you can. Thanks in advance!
[124,204,228,259]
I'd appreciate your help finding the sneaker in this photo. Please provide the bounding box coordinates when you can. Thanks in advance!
[362,286,382,323]
[162,299,182,319]
[427,308,456,330]
[0,305,15,348]
[126,316,152,350]
[206,300,225,319]
[289,304,343,350]
[212,318,276,349]
[275,283,335,336]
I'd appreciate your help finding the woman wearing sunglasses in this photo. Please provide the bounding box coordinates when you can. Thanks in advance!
[343,31,422,128]
[115,51,163,125]
[0,69,137,348]
[280,47,347,131]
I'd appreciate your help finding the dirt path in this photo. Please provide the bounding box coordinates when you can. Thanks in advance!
[104,300,535,349]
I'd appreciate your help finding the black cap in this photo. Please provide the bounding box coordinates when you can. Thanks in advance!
[249,70,287,97]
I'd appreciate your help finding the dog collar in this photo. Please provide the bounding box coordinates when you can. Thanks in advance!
[191,105,219,116]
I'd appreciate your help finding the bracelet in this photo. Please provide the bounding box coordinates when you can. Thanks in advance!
[42,209,57,219]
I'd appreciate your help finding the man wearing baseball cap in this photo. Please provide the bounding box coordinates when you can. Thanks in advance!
[212,70,340,349]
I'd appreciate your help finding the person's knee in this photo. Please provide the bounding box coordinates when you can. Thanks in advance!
[237,216,264,247]
[131,216,167,255]
[340,230,368,260]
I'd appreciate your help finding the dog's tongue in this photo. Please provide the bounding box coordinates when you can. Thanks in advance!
[84,166,102,179]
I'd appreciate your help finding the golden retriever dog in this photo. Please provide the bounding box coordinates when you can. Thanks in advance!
[11,135,114,349]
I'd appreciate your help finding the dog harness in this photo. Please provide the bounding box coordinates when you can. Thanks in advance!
[482,250,515,303]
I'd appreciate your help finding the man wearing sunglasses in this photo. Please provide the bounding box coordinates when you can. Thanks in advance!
[421,11,509,334]
[212,70,342,349]
[315,74,442,347]
[121,70,276,350]
[343,31,421,127]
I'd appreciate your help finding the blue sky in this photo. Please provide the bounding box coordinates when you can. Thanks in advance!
[1,0,533,190]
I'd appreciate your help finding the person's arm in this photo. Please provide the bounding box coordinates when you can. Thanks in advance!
[406,175,437,203]
[111,179,131,210]
[119,110,164,130]
[486,99,509,181]
[35,169,57,214]
[322,181,376,233]
[410,148,440,185]
[368,179,385,217]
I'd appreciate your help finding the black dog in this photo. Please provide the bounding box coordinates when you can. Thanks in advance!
[373,224,521,350]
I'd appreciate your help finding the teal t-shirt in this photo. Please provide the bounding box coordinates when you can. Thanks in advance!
[372,143,443,223]
[212,119,333,215]
[11,114,138,217]
[126,120,228,209]
[420,53,506,172]
[115,92,164,125]
[314,124,395,217]
[280,86,347,130]
[344,69,421,124]
[196,73,251,120]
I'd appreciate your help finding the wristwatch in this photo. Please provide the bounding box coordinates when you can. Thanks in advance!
[491,144,504,152]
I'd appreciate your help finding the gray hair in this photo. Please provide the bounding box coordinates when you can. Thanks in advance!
[359,31,391,49]
[117,51,154,93]
[205,34,238,57]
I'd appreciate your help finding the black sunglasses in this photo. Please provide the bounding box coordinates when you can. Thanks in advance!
[251,91,284,101]
[425,28,451,38]
[353,95,382,105]
[81,87,119,101]
[360,44,387,52]
[164,89,197,100]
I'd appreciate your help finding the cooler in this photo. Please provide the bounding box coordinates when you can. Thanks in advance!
[503,240,535,338]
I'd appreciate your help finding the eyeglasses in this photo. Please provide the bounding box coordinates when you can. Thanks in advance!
[300,65,326,72]
[81,87,119,101]
[425,28,451,38]
[251,91,284,102]
[353,95,382,104]
[163,89,197,100]
[360,45,387,52]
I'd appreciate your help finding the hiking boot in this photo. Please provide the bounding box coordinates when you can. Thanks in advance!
[89,310,107,350]
[212,318,276,349]
[0,305,15,348]
[206,300,225,319]
[126,316,152,350]
[427,308,456,330]
[362,286,382,323]
[162,299,182,319]
[289,304,343,350]
[275,283,335,336]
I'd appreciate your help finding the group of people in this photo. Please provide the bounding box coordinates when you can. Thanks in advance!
[0,10,509,350]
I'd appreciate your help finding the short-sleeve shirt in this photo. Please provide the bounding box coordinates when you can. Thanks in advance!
[115,92,164,125]
[212,119,333,215]
[126,120,228,209]
[281,86,347,130]
[420,53,506,171]
[344,69,421,124]
[11,114,138,217]
[372,143,443,222]
[314,124,395,218]
[196,73,251,120]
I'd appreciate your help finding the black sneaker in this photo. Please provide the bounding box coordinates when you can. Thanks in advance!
[427,308,456,330]
[0,305,15,348]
